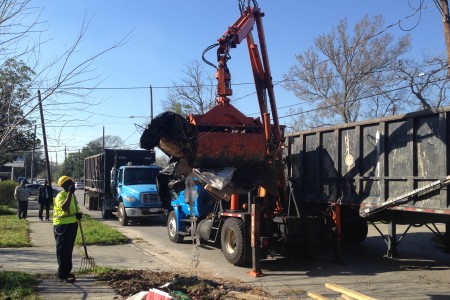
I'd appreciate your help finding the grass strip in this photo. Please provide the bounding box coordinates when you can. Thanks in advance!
[0,271,39,299]
[75,214,129,246]
[0,215,31,247]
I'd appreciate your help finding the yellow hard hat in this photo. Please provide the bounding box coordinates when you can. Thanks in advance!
[57,176,71,187]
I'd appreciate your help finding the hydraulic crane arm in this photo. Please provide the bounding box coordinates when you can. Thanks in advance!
[215,1,282,146]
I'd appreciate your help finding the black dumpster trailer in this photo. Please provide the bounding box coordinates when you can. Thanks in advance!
[286,106,450,257]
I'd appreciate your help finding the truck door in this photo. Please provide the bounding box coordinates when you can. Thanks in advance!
[117,169,123,198]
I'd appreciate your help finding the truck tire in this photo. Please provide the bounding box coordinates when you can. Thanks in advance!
[342,219,368,244]
[167,211,184,243]
[221,217,247,266]
[118,202,129,226]
[101,198,113,219]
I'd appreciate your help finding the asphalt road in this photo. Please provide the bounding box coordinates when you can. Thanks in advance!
[74,190,450,299]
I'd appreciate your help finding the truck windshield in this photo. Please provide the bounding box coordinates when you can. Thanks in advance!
[123,168,159,185]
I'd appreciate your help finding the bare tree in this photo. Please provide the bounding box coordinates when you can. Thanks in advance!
[283,15,411,129]
[0,0,129,161]
[162,60,216,116]
[394,55,450,110]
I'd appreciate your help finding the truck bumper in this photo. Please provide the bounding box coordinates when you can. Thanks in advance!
[125,207,167,218]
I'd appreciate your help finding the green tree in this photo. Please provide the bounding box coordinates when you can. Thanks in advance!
[0,59,40,165]
[58,135,124,179]
[283,15,411,130]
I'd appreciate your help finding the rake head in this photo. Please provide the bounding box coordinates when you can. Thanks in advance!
[79,257,96,273]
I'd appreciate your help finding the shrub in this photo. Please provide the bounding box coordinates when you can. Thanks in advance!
[0,206,14,215]
[0,181,18,207]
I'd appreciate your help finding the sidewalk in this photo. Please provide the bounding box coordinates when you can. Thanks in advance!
[0,200,168,300]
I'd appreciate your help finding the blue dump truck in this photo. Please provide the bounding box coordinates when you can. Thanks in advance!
[167,180,215,244]
[84,149,166,226]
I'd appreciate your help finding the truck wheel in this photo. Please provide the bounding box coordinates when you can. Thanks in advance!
[342,219,368,244]
[221,217,247,266]
[101,199,113,219]
[118,202,129,226]
[167,211,184,243]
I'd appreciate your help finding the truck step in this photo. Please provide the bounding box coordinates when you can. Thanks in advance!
[180,218,198,223]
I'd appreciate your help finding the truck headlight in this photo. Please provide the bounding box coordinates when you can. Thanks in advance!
[125,196,137,202]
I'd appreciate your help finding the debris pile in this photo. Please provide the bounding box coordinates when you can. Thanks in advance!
[140,111,279,207]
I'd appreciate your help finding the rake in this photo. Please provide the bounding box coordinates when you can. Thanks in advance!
[78,217,96,272]
[75,200,96,272]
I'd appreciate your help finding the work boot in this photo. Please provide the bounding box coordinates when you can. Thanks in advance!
[57,273,76,283]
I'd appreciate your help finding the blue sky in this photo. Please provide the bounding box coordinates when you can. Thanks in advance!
[28,0,445,163]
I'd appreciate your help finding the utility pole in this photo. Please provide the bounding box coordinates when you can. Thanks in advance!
[150,84,154,120]
[31,125,36,183]
[437,0,450,74]
[38,90,52,186]
[440,0,450,251]
[78,149,81,182]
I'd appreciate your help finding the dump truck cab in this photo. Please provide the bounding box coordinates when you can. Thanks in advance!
[112,164,166,226]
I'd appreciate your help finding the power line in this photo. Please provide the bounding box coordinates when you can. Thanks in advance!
[279,76,448,119]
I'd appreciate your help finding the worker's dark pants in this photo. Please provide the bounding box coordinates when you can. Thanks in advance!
[54,222,78,279]
[39,202,51,220]
[17,201,28,219]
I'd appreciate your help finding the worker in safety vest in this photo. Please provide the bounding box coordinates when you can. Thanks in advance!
[53,175,82,282]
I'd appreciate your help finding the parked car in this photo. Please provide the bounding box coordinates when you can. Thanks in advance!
[36,179,46,185]
[52,187,62,197]
[17,177,28,184]
[25,183,43,196]
[75,181,84,190]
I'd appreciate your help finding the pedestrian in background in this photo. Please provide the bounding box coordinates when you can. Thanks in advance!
[38,179,53,221]
[14,180,30,219]
[53,175,82,282]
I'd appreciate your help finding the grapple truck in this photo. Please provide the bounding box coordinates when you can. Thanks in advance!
[140,1,336,269]
[140,1,450,268]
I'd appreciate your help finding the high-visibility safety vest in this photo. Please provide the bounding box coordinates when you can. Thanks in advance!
[53,191,79,225]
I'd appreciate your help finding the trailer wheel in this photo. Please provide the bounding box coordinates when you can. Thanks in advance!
[167,211,184,243]
[117,202,129,226]
[101,198,113,219]
[221,217,247,266]
[342,219,368,244]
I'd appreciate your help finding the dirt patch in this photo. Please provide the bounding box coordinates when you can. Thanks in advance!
[96,269,266,299]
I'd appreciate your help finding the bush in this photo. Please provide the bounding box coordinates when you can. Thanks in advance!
[0,205,14,215]
[0,181,18,207]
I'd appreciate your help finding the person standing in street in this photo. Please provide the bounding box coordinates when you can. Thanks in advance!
[14,180,30,219]
[53,175,82,282]
[38,180,53,221]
